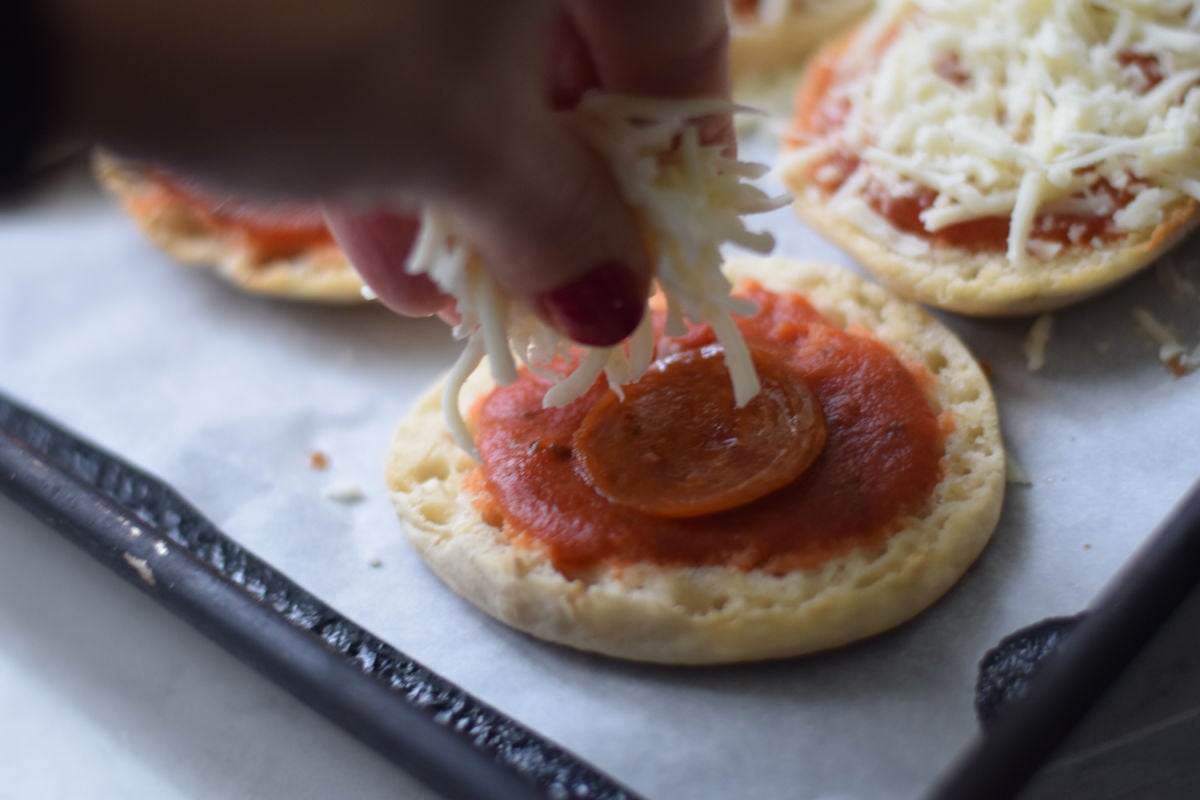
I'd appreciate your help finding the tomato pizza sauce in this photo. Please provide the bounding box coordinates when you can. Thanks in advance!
[468,284,946,578]
[134,172,334,262]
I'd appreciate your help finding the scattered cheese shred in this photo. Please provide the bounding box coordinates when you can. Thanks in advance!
[407,94,790,456]
[789,0,1200,264]
[1024,313,1054,371]
[1157,259,1199,300]
[1132,306,1198,376]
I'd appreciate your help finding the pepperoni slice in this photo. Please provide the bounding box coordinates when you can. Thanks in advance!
[573,345,827,518]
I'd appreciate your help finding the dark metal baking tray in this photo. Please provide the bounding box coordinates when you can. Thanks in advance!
[932,479,1200,799]
[0,389,640,800]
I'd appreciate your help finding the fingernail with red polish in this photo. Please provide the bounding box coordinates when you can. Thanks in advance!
[537,262,646,347]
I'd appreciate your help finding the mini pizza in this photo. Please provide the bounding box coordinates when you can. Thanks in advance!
[387,258,1004,664]
[94,152,364,302]
[728,0,874,82]
[783,0,1200,316]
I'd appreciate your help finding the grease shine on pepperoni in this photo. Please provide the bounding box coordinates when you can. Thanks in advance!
[574,345,827,519]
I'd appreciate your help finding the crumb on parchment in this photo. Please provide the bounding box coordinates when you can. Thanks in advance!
[323,482,365,504]
[1132,307,1198,377]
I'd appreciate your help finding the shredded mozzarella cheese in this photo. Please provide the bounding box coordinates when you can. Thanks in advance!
[1132,306,1198,375]
[789,0,1200,264]
[407,94,789,456]
[1024,313,1054,371]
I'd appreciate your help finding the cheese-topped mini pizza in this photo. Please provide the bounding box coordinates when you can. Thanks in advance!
[388,258,1004,664]
[783,0,1200,315]
[729,0,874,82]
[95,152,364,302]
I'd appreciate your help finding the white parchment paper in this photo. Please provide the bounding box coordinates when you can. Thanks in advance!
[2,149,1199,800]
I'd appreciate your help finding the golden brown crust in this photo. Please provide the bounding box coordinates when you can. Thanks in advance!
[94,152,365,303]
[789,185,1200,316]
[386,258,1005,664]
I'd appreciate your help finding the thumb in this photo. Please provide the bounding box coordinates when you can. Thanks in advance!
[442,109,651,347]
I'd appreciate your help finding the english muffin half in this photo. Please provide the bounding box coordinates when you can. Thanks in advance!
[95,152,364,303]
[783,1,1200,316]
[386,258,1005,664]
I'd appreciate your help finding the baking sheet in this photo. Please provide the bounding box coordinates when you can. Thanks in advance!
[2,146,1199,800]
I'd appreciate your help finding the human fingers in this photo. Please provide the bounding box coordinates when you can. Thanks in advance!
[546,9,601,109]
[48,0,559,200]
[565,0,734,148]
[322,208,450,317]
[326,104,651,346]
[438,97,651,346]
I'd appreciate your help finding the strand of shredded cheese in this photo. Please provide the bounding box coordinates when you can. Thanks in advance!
[407,94,790,457]
[786,0,1200,265]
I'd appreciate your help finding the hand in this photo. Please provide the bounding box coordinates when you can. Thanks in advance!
[47,0,731,345]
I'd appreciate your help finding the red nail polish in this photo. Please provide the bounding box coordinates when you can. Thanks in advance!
[537,262,646,347]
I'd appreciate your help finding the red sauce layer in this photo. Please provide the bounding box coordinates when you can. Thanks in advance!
[471,284,946,578]
[151,173,333,262]
[861,178,1134,250]
[791,30,1159,252]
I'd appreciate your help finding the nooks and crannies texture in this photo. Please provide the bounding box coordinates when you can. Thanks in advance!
[405,94,790,456]
[786,0,1200,266]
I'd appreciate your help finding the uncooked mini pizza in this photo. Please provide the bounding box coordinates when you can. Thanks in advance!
[728,0,874,81]
[783,0,1200,315]
[95,152,364,302]
[388,257,1004,663]
[385,95,1003,663]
